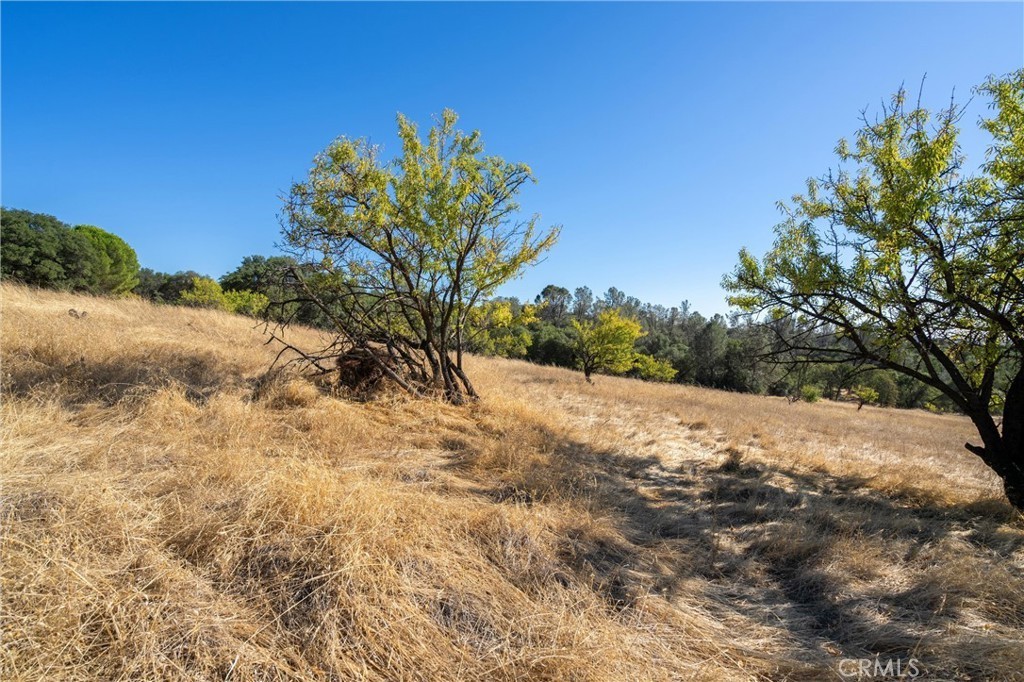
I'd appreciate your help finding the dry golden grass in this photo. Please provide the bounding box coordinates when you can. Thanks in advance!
[2,283,1022,681]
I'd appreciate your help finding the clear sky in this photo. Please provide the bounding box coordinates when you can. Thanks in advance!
[2,2,1021,316]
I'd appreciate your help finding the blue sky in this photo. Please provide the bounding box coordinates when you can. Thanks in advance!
[2,2,1021,316]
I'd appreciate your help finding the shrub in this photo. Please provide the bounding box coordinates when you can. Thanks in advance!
[631,353,678,382]
[180,276,267,317]
[800,385,821,403]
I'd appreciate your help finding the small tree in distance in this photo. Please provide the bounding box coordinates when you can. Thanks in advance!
[279,110,560,404]
[724,71,1024,510]
[572,309,644,382]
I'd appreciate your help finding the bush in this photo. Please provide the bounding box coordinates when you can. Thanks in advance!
[631,353,678,382]
[800,385,821,403]
[852,385,880,409]
[224,289,269,317]
[180,276,268,317]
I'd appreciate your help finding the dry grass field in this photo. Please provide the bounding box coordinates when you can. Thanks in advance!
[2,283,1023,681]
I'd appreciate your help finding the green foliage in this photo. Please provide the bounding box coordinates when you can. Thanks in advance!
[72,225,140,294]
[180,276,231,310]
[852,385,880,407]
[466,299,537,358]
[219,254,324,324]
[526,321,576,367]
[134,269,203,303]
[724,71,1022,417]
[572,309,645,380]
[862,371,900,407]
[224,289,270,317]
[800,385,821,403]
[724,70,1024,508]
[179,276,267,317]
[535,285,571,324]
[282,109,559,402]
[631,353,678,382]
[1,208,105,291]
[220,255,296,293]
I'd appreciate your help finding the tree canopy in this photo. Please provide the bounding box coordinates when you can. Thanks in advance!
[280,110,560,402]
[724,70,1024,509]
[572,309,645,381]
[73,225,140,294]
[1,209,138,294]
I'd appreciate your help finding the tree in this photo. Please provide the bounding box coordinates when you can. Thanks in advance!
[179,276,268,316]
[73,225,140,294]
[220,254,297,294]
[180,276,232,310]
[572,309,644,382]
[535,284,571,324]
[1,208,105,290]
[631,353,678,382]
[466,298,537,358]
[725,71,1024,510]
[134,269,204,303]
[526,321,576,367]
[572,286,594,320]
[280,110,559,403]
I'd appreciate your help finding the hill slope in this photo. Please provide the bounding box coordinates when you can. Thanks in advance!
[2,284,1023,681]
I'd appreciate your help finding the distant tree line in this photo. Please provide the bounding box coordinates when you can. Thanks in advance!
[0,207,946,409]
[1,208,140,295]
[458,283,950,410]
[1,208,269,317]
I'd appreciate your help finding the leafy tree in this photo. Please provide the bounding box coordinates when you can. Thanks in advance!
[725,71,1024,509]
[526,321,576,367]
[219,254,327,325]
[535,284,571,324]
[466,299,537,358]
[852,385,880,410]
[280,110,559,403]
[220,254,297,293]
[861,370,900,407]
[572,286,594,320]
[1,208,105,290]
[690,316,729,387]
[224,289,270,317]
[134,269,204,303]
[572,309,644,382]
[179,276,268,316]
[800,385,822,404]
[180,276,231,310]
[631,353,678,382]
[73,225,140,294]
[134,268,168,301]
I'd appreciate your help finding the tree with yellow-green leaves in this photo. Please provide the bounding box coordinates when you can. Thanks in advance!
[466,299,538,358]
[179,276,268,317]
[280,110,560,404]
[725,70,1024,510]
[572,309,644,382]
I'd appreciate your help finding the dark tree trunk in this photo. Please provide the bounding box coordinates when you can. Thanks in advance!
[965,369,1024,512]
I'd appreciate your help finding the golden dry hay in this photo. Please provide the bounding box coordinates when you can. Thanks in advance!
[2,284,1022,681]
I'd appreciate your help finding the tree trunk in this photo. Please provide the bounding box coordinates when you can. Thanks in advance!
[965,369,1024,512]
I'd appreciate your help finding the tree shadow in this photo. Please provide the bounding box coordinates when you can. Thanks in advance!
[443,419,1024,680]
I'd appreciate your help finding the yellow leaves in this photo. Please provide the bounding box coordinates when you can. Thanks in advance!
[573,309,645,376]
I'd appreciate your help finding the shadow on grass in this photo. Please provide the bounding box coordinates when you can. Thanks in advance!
[443,418,1024,680]
[2,347,241,406]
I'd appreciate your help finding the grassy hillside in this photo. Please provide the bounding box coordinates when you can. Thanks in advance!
[2,284,1022,681]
